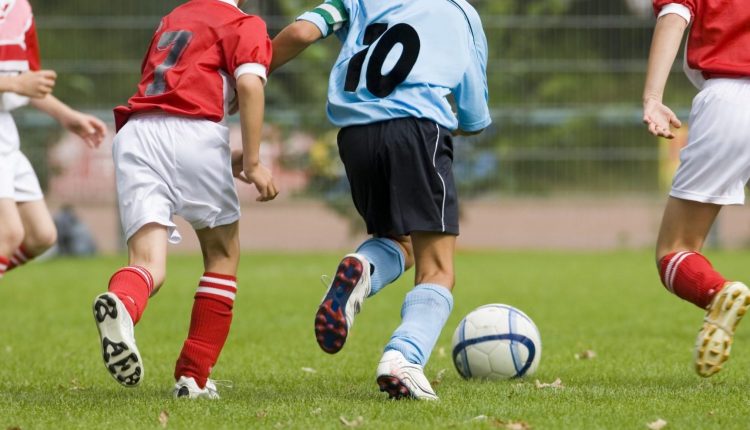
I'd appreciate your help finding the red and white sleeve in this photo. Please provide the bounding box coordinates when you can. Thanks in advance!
[220,16,272,85]
[652,1,694,23]
[25,18,41,71]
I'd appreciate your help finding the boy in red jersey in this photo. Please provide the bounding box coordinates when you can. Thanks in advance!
[92,0,276,398]
[0,0,106,281]
[644,0,750,377]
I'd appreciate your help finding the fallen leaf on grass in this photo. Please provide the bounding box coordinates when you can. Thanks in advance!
[437,347,446,358]
[339,415,364,427]
[492,419,532,430]
[311,408,322,415]
[256,410,268,419]
[431,368,447,386]
[534,378,564,389]
[158,410,169,428]
[574,350,597,360]
[68,379,86,391]
[646,418,667,430]
[301,367,317,373]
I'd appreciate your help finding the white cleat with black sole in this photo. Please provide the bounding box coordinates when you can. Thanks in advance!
[695,282,750,377]
[376,350,438,401]
[92,292,143,387]
[173,376,221,399]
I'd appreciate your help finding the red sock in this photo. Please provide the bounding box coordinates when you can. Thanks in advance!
[108,266,154,324]
[6,246,31,272]
[0,256,9,279]
[659,251,727,309]
[174,272,237,388]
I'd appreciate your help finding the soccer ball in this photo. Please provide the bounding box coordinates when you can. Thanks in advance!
[452,304,541,380]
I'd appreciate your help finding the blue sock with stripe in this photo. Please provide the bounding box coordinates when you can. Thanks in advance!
[384,283,453,366]
[356,238,405,297]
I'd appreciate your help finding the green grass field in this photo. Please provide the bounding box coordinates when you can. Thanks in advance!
[1,250,749,429]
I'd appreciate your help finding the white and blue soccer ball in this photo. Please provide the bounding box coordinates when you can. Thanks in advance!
[452,304,541,380]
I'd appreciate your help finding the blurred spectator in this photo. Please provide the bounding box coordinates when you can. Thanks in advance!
[53,205,97,256]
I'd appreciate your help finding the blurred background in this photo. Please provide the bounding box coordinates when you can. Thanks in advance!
[14,0,750,253]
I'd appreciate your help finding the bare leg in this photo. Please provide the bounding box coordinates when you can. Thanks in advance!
[655,197,750,377]
[655,196,721,261]
[411,231,456,290]
[16,200,57,256]
[382,234,415,270]
[127,223,169,291]
[174,222,240,391]
[0,198,24,258]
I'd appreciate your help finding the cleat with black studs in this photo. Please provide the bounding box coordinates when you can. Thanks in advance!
[92,293,143,387]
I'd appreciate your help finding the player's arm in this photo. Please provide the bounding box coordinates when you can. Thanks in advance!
[29,95,106,148]
[643,9,690,139]
[235,74,278,202]
[271,0,348,73]
[0,70,57,98]
[270,21,323,73]
[453,17,492,136]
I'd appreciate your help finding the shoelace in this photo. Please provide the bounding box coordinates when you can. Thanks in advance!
[209,379,234,389]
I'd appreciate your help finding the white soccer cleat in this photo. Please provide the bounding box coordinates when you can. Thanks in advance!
[92,292,143,387]
[173,376,221,399]
[314,253,371,354]
[376,350,438,401]
[695,282,750,377]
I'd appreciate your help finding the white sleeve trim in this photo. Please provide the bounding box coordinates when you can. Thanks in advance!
[657,3,692,24]
[234,63,267,85]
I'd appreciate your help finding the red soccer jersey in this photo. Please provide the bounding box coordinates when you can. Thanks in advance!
[114,0,271,131]
[653,1,750,79]
[0,0,41,73]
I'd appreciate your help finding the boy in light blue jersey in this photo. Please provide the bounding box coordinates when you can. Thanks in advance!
[272,0,490,400]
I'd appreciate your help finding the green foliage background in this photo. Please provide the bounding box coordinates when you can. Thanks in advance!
[25,0,697,196]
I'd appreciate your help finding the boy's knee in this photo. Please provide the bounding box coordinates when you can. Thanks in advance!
[28,226,57,255]
[0,225,25,256]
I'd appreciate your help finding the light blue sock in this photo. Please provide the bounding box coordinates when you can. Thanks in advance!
[356,238,405,297]
[384,284,454,366]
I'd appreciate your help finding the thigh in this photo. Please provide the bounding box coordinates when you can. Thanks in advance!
[127,223,169,289]
[0,197,23,256]
[114,120,179,243]
[338,125,390,234]
[0,152,14,200]
[174,120,240,231]
[16,199,56,252]
[195,221,240,275]
[12,152,43,203]
[411,231,456,290]
[387,119,459,235]
[671,80,750,205]
[656,196,721,261]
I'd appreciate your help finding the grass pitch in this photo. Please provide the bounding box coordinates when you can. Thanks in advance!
[1,250,749,429]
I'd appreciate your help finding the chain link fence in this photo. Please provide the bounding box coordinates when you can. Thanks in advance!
[13,0,695,205]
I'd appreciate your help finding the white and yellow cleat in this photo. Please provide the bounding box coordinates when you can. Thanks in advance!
[694,282,750,377]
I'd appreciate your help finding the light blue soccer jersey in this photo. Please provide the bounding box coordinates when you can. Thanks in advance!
[298,0,491,132]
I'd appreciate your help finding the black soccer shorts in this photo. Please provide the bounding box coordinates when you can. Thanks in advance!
[337,117,459,236]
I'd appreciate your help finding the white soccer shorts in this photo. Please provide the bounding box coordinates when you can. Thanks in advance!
[671,78,750,205]
[113,114,241,243]
[0,150,44,202]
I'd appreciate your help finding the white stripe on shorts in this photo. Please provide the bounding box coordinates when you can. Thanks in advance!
[432,123,446,232]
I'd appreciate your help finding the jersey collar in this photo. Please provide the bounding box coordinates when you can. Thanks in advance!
[216,0,238,8]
